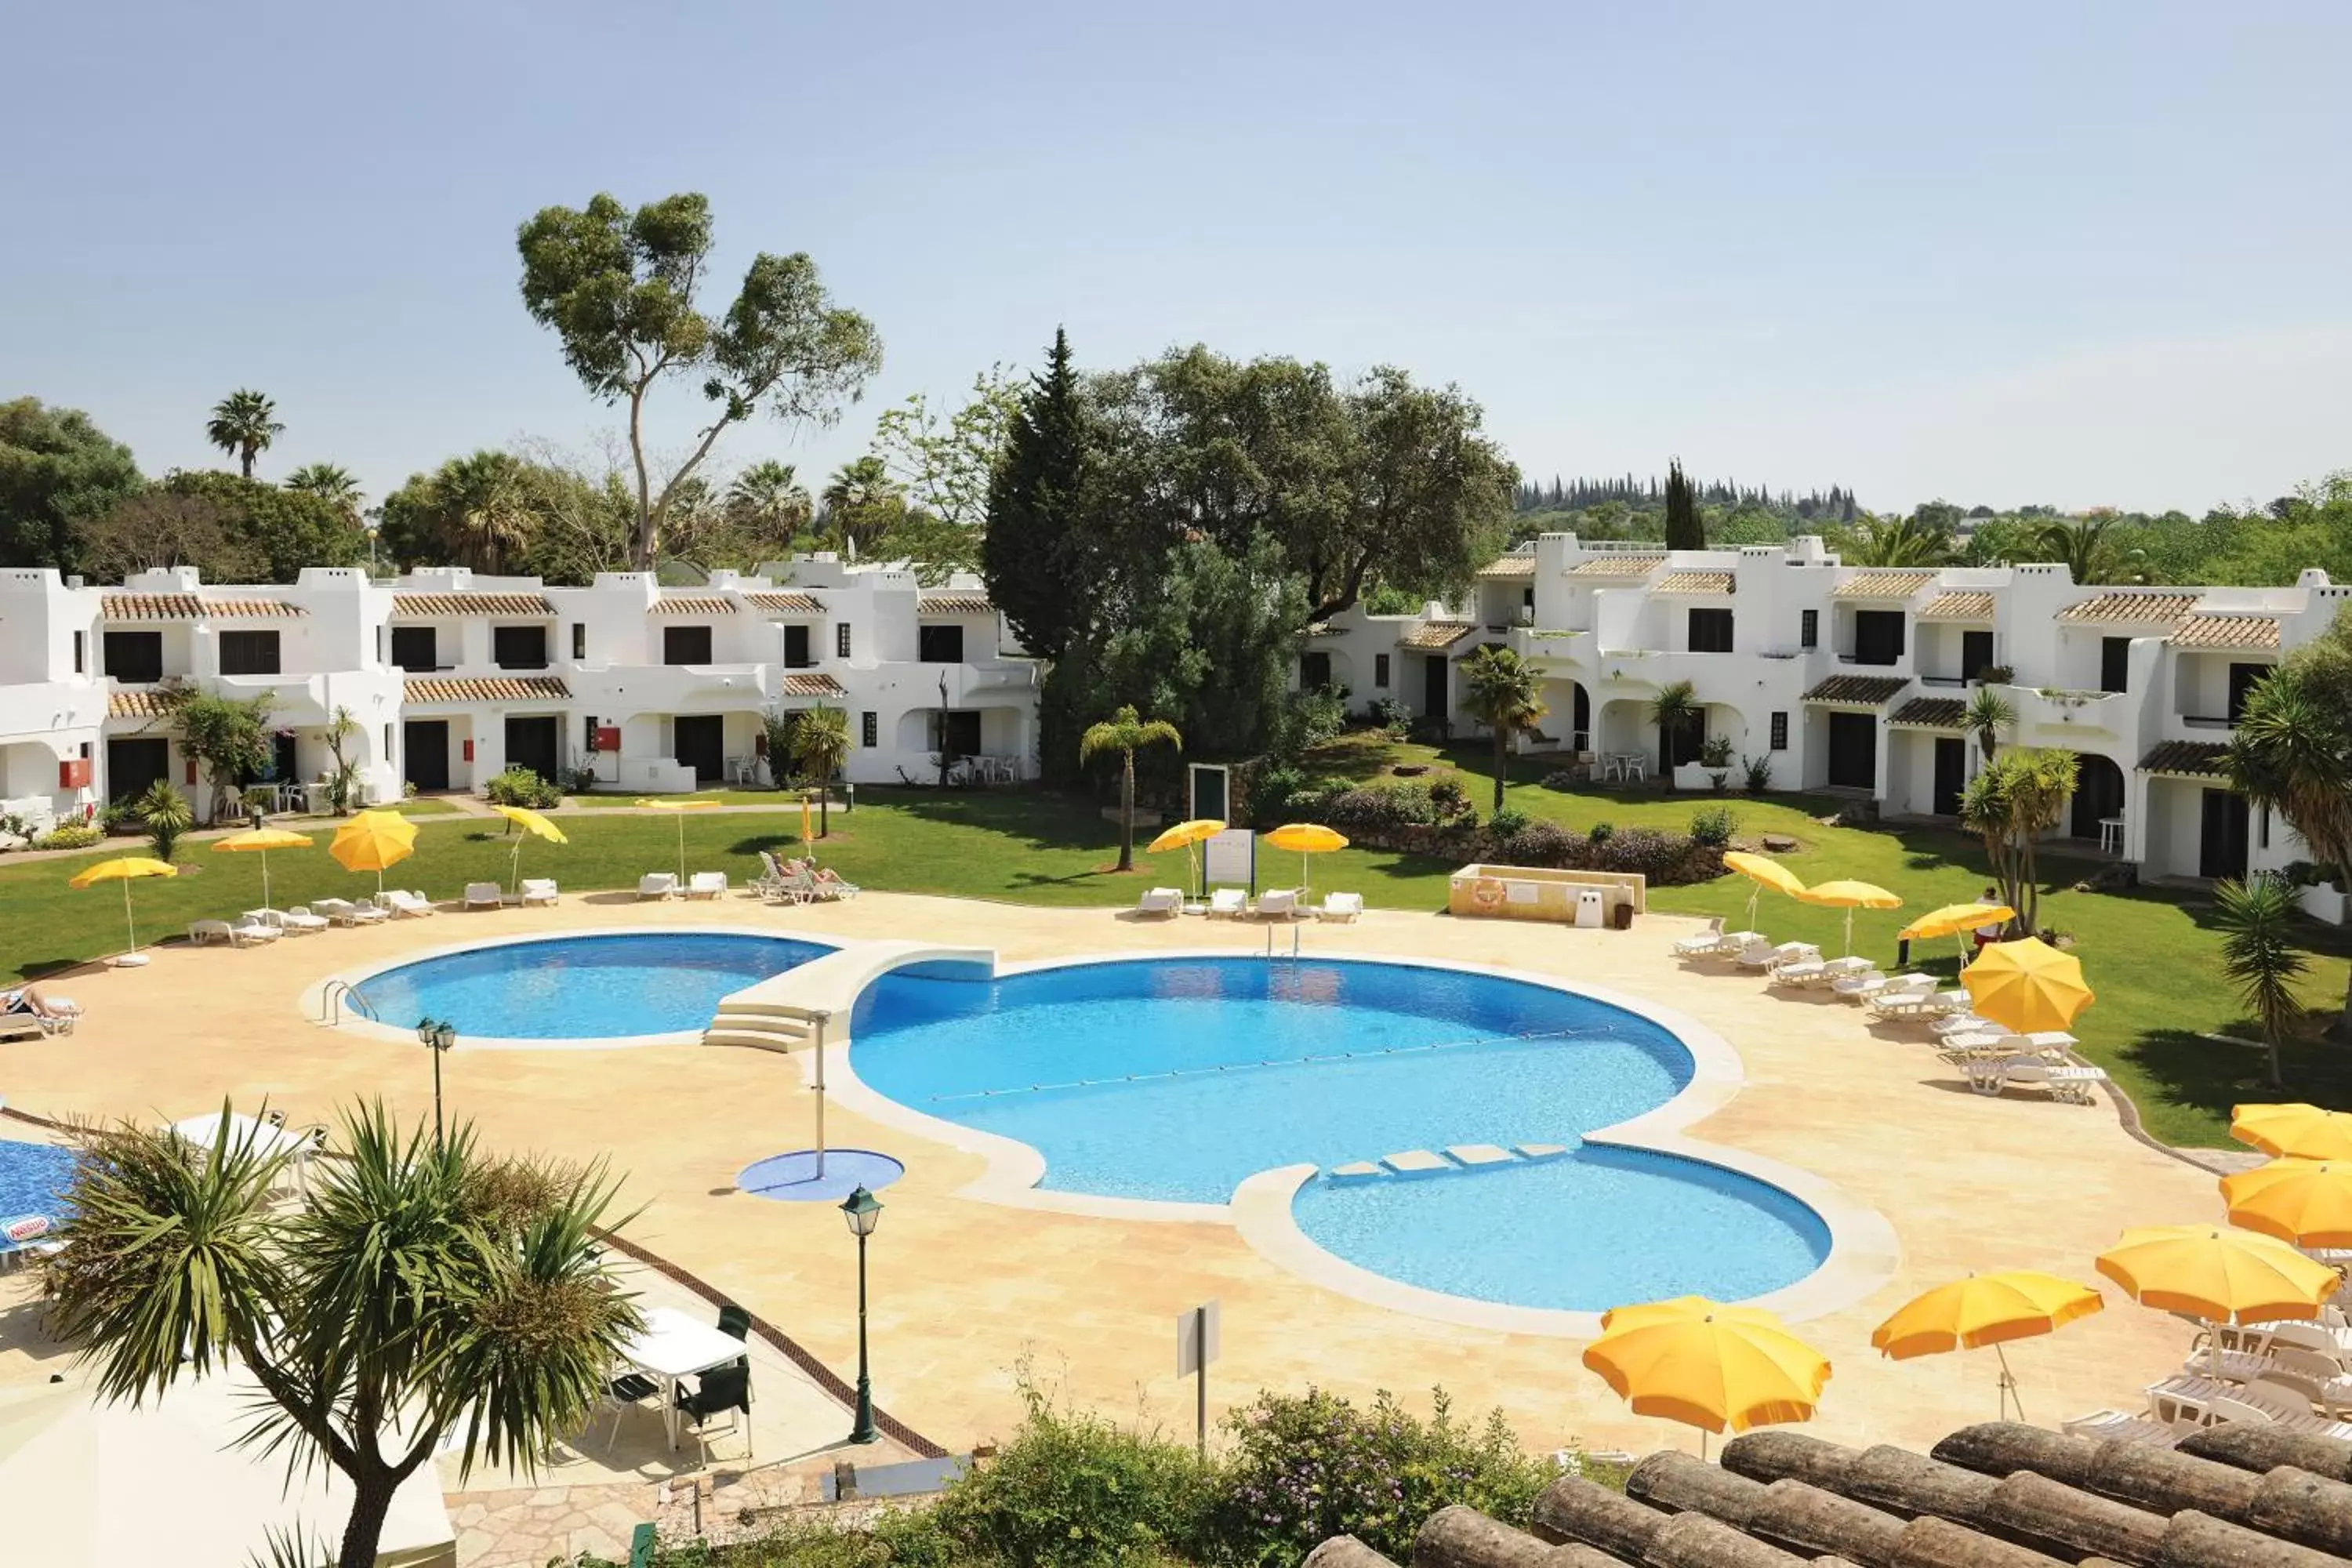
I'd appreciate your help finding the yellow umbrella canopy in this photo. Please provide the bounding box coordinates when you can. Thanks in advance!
[636,797,721,879]
[1148,818,1227,899]
[328,809,418,896]
[2221,1160,2352,1250]
[211,826,314,911]
[1264,822,1348,895]
[1962,937,2094,1034]
[490,804,568,893]
[1581,1296,1831,1454]
[1795,879,1902,956]
[68,855,180,961]
[2096,1224,2339,1325]
[1720,851,1806,927]
[1870,1271,2104,1421]
[1900,901,2017,961]
[2232,1102,2352,1163]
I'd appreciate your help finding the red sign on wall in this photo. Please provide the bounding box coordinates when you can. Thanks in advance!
[58,757,92,789]
[463,739,474,763]
[595,727,621,753]
[185,760,198,786]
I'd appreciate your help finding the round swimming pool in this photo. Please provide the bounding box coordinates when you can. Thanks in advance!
[849,957,1830,1312]
[359,932,836,1040]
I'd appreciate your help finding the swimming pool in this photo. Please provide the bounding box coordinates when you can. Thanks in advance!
[0,1140,78,1222]
[849,956,1830,1312]
[359,932,836,1040]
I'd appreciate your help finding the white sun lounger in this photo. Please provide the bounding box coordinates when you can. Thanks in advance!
[684,871,728,900]
[637,873,678,900]
[313,898,388,927]
[519,878,559,906]
[1207,888,1247,917]
[1315,891,1364,923]
[191,918,280,948]
[463,882,504,911]
[1256,888,1304,920]
[1866,984,1944,1020]
[380,890,436,917]
[259,906,328,935]
[1985,1060,2110,1103]
[1671,917,1726,956]
[1769,960,1829,987]
[2063,1408,2183,1447]
[1137,887,1183,918]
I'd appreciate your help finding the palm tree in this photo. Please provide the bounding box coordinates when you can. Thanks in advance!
[728,459,813,542]
[1646,680,1703,793]
[789,702,852,837]
[1459,645,1546,812]
[1964,685,2013,765]
[1080,704,1182,872]
[821,456,901,557]
[2037,517,2114,585]
[45,1102,638,1568]
[1849,512,1955,568]
[2213,874,2309,1089]
[438,452,535,573]
[1959,747,2078,936]
[206,389,284,479]
[285,463,362,514]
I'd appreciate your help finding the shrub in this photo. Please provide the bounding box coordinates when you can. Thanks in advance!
[1497,819,1575,866]
[94,800,132,833]
[567,765,598,795]
[1250,763,1309,825]
[1426,778,1473,821]
[1363,695,1411,735]
[1321,782,1442,830]
[1588,826,1688,878]
[482,765,561,809]
[1687,805,1738,848]
[1287,685,1350,753]
[1585,820,1616,845]
[1697,734,1734,771]
[37,822,103,851]
[1486,807,1531,839]
[1741,753,1773,794]
[137,781,192,862]
[1540,769,1582,791]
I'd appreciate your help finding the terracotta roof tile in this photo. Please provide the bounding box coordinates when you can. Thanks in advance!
[1917,590,1996,622]
[2138,739,2233,778]
[652,594,735,615]
[1653,570,1733,594]
[742,591,823,615]
[1398,621,1477,651]
[390,592,554,617]
[101,593,306,620]
[1567,554,1664,579]
[107,688,170,719]
[1301,622,1346,639]
[1476,554,1537,579]
[780,673,847,698]
[916,592,994,615]
[1803,673,1910,705]
[1889,696,1969,728]
[2057,590,2201,625]
[2171,613,2281,651]
[1831,569,1937,600]
[401,674,572,704]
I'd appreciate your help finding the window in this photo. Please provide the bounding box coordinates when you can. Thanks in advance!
[782,625,812,667]
[2099,636,2129,694]
[1300,651,1332,689]
[390,626,437,673]
[103,630,164,683]
[2259,807,2271,850]
[1374,653,1391,688]
[492,625,548,670]
[917,624,965,663]
[837,622,852,659]
[571,622,586,660]
[934,710,982,756]
[662,625,713,665]
[1687,608,1734,653]
[1769,712,1788,751]
[1852,610,1906,666]
[383,723,393,759]
[1799,609,1818,649]
[72,630,85,674]
[861,710,878,748]
[217,630,281,676]
[2227,662,2266,723]
[1961,630,1994,683]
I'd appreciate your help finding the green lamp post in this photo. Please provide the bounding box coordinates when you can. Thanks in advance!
[840,1184,884,1445]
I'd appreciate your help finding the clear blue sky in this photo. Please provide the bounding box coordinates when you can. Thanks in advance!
[8,1,2347,517]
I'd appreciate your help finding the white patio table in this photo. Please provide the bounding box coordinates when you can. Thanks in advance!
[165,1111,314,1196]
[616,1306,747,1450]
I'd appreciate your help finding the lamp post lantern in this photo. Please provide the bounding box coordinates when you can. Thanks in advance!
[840,1184,883,1445]
[416,1016,456,1149]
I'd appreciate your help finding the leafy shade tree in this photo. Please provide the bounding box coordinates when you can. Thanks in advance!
[1958,747,2079,936]
[284,463,362,514]
[1459,646,1546,811]
[725,459,813,547]
[75,491,265,584]
[789,702,851,836]
[158,471,365,580]
[0,397,143,571]
[2212,874,2310,1089]
[517,191,883,569]
[1964,685,2013,764]
[982,328,1093,660]
[136,779,191,862]
[1849,512,1957,568]
[205,389,284,479]
[1646,680,1703,792]
[377,452,536,574]
[2227,604,2352,1033]
[1663,459,1703,550]
[1080,705,1182,873]
[873,365,1021,533]
[47,1103,639,1568]
[818,456,903,557]
[159,686,273,822]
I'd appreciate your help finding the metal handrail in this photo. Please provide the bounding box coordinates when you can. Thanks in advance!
[320,980,379,1026]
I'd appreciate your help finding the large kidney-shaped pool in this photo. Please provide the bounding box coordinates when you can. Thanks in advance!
[361,932,836,1040]
[850,956,1830,1312]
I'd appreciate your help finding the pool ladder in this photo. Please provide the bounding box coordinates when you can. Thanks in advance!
[319,980,379,1026]
[1263,923,1301,961]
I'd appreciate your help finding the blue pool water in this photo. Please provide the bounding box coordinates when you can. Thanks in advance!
[361,933,835,1039]
[851,957,1830,1311]
[0,1141,78,1222]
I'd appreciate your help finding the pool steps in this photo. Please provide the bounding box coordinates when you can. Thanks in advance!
[702,941,997,1053]
[1334,1142,1573,1183]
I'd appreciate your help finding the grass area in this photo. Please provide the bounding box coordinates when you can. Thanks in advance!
[566,788,807,808]
[5,743,2345,1148]
[386,796,461,816]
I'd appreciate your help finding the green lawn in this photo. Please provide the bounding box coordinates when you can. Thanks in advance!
[566,789,803,809]
[6,757,2345,1150]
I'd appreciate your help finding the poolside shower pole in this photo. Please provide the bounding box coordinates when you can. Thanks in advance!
[810,1009,830,1180]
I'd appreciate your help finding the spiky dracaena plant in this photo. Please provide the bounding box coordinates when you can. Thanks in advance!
[2213,874,2310,1090]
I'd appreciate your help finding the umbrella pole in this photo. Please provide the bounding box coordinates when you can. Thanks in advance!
[1994,1343,2023,1422]
[122,877,137,958]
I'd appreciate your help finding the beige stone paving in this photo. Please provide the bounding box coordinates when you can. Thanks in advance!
[0,892,2230,1468]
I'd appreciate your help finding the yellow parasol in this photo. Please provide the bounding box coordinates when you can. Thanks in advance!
[2097,1224,2339,1377]
[489,804,567,893]
[1870,1271,2104,1420]
[636,797,722,880]
[209,826,313,912]
[1581,1295,1831,1457]
[1147,818,1226,899]
[328,809,418,897]
[1795,879,1902,956]
[1720,851,1806,928]
[1900,902,2016,963]
[1263,822,1348,896]
[2231,1102,2352,1163]
[800,793,814,848]
[2221,1160,2352,1250]
[69,855,180,965]
[1962,937,2094,1034]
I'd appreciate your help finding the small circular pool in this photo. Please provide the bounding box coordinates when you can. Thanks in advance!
[359,932,835,1040]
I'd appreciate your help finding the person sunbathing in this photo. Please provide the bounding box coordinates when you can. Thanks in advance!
[2,987,80,1021]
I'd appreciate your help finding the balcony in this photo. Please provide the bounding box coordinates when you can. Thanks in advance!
[939,659,1042,705]
[2001,684,2132,742]
[577,662,772,716]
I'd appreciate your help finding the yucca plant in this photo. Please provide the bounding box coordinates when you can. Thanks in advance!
[136,779,192,862]
[1646,681,1703,793]
[790,702,853,837]
[1963,685,2013,765]
[2213,875,2308,1089]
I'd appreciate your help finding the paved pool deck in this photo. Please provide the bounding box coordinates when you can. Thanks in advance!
[0,889,2226,1462]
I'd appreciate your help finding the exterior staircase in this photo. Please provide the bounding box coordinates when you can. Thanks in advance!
[701,1000,819,1053]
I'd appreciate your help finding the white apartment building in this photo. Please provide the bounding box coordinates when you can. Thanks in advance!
[1305,534,2352,914]
[0,556,1037,829]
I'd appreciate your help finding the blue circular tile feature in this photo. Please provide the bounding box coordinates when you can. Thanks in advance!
[736,1149,905,1203]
